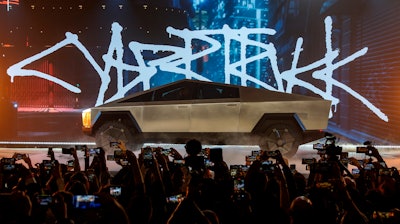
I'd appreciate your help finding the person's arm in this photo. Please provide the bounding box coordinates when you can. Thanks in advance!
[275,150,297,201]
[154,148,174,196]
[272,164,290,210]
[338,175,370,224]
[72,147,81,172]
[167,198,211,224]
[19,154,39,185]
[46,160,65,192]
[125,149,146,195]
[169,148,184,160]
[19,153,36,171]
[369,146,387,168]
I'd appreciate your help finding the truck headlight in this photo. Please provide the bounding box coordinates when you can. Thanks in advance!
[82,109,92,129]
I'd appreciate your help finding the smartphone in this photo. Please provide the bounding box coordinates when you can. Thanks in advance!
[173,159,185,166]
[364,163,374,170]
[42,160,54,170]
[106,155,115,161]
[72,195,101,209]
[245,155,256,163]
[313,143,325,150]
[356,147,368,153]
[265,150,278,157]
[261,162,276,174]
[352,168,360,174]
[230,165,239,177]
[37,195,52,206]
[142,147,153,160]
[120,159,129,166]
[110,185,122,197]
[110,142,119,148]
[166,194,185,203]
[233,178,245,192]
[114,150,123,159]
[67,160,74,167]
[302,158,315,164]
[89,148,100,155]
[161,148,171,156]
[290,164,296,172]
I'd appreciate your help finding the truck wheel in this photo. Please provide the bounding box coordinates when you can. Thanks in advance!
[94,121,141,154]
[260,123,302,158]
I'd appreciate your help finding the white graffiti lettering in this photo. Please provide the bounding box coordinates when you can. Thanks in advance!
[6,16,389,122]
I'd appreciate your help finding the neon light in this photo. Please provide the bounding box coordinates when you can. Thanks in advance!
[6,16,389,122]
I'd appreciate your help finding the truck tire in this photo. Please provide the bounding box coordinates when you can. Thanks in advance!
[94,120,141,154]
[259,123,303,158]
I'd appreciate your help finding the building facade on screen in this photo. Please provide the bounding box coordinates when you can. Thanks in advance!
[0,0,399,145]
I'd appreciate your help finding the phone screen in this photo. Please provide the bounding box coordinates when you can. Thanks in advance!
[72,195,101,209]
[110,185,122,197]
[37,195,52,206]
[166,194,185,203]
[142,147,153,160]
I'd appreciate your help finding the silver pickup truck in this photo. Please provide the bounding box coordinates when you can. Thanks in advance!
[82,79,331,157]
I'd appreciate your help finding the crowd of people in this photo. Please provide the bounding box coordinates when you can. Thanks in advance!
[0,135,399,224]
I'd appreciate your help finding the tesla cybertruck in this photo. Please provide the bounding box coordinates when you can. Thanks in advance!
[82,79,331,157]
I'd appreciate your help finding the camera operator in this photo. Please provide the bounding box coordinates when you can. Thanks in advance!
[307,134,369,224]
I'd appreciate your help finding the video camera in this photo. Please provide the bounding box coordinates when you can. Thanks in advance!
[356,141,374,156]
[313,133,342,157]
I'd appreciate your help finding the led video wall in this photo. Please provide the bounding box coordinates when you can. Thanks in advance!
[0,0,399,146]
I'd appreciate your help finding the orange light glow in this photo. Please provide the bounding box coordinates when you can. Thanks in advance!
[0,0,19,5]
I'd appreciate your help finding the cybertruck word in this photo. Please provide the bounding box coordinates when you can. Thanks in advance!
[7,16,388,122]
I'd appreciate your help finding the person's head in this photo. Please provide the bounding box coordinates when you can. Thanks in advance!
[185,139,202,156]
[69,171,89,186]
[289,196,314,224]
[50,191,74,221]
[293,172,307,195]
[65,180,88,195]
